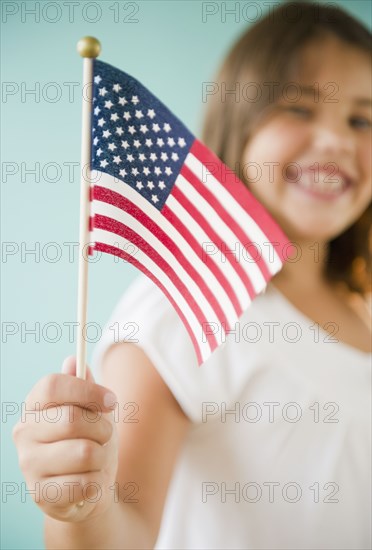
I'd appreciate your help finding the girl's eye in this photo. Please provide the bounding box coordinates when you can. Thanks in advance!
[282,105,312,117]
[349,117,371,129]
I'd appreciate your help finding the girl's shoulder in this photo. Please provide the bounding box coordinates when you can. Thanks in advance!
[92,275,370,425]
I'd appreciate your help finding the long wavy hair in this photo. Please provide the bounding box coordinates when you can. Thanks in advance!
[202,0,371,297]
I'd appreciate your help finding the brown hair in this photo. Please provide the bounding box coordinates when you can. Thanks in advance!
[202,0,371,296]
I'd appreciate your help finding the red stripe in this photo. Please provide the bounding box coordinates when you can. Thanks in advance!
[94,241,204,366]
[165,178,244,316]
[190,140,294,263]
[180,163,271,281]
[162,201,248,312]
[94,185,231,332]
[93,210,219,351]
[166,187,256,301]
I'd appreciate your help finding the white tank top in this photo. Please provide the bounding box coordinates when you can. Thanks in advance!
[91,275,371,549]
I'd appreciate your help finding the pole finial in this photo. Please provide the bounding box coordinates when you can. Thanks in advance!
[77,36,101,58]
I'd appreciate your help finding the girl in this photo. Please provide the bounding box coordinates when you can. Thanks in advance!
[13,2,371,549]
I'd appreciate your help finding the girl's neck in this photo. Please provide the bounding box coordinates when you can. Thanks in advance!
[273,239,331,292]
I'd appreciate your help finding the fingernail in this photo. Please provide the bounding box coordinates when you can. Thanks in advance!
[104,392,117,408]
[61,355,75,374]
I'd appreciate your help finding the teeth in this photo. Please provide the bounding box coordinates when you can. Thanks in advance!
[296,171,347,194]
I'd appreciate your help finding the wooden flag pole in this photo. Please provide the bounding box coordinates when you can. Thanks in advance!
[76,36,101,379]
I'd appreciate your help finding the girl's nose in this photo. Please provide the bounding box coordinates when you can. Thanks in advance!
[312,120,355,155]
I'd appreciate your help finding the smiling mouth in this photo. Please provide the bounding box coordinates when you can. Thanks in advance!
[287,169,352,199]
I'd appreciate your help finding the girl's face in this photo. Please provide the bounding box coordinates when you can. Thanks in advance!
[242,35,371,242]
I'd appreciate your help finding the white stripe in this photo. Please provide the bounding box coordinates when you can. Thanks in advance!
[91,170,239,328]
[186,153,283,274]
[176,173,267,294]
[167,192,252,311]
[93,199,229,339]
[93,227,212,364]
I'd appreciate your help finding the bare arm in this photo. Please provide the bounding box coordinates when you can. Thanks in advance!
[44,343,191,549]
[44,501,152,550]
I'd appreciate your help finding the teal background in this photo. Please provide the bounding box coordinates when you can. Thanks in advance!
[1,1,370,548]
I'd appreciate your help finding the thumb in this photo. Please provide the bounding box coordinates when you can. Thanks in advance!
[61,355,95,383]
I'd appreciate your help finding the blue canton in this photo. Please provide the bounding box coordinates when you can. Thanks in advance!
[91,60,194,210]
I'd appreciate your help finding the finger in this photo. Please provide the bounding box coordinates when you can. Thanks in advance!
[61,356,95,384]
[25,373,117,413]
[31,439,107,478]
[31,405,113,445]
[37,471,107,509]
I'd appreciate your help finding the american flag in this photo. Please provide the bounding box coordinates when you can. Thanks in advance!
[90,60,292,365]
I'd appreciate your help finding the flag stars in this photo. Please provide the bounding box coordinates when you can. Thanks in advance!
[92,72,191,207]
